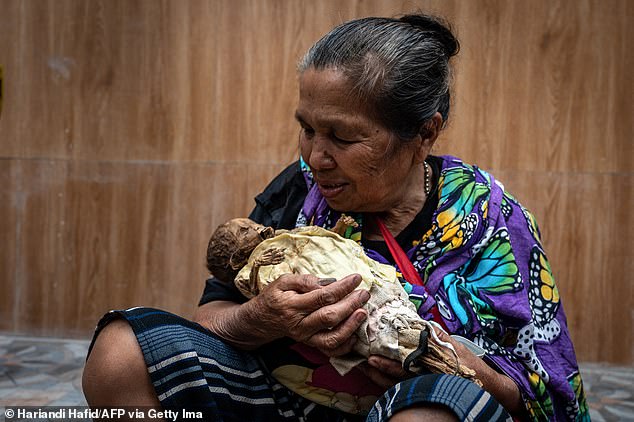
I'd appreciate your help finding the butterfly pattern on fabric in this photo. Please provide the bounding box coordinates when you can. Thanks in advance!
[513,246,561,383]
[402,279,429,311]
[472,332,517,362]
[526,371,555,420]
[501,189,542,243]
[523,207,542,243]
[500,193,514,221]
[414,159,587,421]
[416,163,490,264]
[566,371,590,421]
[441,228,523,335]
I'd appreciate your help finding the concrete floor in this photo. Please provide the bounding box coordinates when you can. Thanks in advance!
[0,334,632,420]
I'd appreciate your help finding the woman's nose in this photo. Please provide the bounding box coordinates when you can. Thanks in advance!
[307,137,336,171]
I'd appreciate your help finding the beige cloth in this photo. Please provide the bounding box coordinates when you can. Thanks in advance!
[235,226,479,383]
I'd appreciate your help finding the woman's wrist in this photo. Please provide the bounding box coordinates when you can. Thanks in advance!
[194,299,279,350]
[439,331,523,414]
[473,357,523,414]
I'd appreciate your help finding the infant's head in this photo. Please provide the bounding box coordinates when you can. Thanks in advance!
[206,218,274,282]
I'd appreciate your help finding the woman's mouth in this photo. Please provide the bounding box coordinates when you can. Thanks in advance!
[317,182,347,199]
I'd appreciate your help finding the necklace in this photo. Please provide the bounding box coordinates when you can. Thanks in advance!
[423,160,431,195]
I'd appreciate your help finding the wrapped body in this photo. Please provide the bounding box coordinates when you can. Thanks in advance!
[234,225,479,383]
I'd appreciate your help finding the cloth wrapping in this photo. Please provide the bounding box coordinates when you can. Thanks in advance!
[234,226,478,383]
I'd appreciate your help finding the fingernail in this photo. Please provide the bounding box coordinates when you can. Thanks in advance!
[356,312,367,323]
[359,290,370,303]
[318,278,337,286]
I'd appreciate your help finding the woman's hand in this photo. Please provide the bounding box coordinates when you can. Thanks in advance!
[358,355,412,390]
[194,273,370,355]
[249,273,370,356]
[358,328,523,415]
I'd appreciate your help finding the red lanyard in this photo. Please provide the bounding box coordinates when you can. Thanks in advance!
[374,217,449,332]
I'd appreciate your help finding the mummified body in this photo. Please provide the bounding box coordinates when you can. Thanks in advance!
[206,217,480,384]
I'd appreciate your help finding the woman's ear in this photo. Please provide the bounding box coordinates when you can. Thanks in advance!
[413,112,443,163]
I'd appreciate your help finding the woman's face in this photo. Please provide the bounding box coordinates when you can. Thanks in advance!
[296,68,423,214]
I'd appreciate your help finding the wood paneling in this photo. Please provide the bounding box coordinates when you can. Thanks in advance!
[0,158,281,337]
[0,161,18,327]
[438,0,633,173]
[0,0,631,364]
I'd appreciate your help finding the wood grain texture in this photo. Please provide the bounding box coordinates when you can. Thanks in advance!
[0,161,18,328]
[0,158,282,337]
[0,0,631,364]
[437,0,633,173]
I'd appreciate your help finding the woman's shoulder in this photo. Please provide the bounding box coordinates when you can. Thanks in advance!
[249,161,308,230]
[433,155,508,191]
[432,154,478,172]
[257,161,305,197]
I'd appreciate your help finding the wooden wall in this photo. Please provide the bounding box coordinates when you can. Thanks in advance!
[0,0,631,365]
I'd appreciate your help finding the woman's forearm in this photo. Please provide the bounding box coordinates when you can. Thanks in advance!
[192,274,368,356]
[473,358,524,415]
[440,331,524,415]
[193,300,278,350]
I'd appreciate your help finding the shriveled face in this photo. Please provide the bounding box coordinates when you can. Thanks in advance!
[206,218,274,281]
[227,218,275,250]
[296,68,423,214]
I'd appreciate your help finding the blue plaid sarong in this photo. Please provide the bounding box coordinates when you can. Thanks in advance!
[367,374,512,421]
[88,307,510,421]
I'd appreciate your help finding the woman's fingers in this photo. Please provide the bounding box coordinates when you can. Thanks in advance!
[308,331,358,357]
[301,288,369,330]
[305,308,367,356]
[358,360,403,390]
[358,356,411,390]
[294,273,365,311]
[293,294,368,346]
[274,273,323,293]
[256,273,368,342]
[368,355,409,379]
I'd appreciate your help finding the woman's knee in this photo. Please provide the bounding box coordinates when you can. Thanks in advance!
[389,404,458,422]
[82,319,159,406]
[368,374,505,422]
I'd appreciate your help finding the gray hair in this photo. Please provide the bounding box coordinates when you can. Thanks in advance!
[298,14,459,140]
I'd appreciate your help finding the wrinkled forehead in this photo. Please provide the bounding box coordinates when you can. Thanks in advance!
[227,218,266,235]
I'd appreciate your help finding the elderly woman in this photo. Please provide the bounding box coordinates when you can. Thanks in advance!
[83,14,588,421]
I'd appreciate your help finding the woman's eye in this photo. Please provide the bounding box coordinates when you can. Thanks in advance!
[299,122,315,134]
[332,134,353,144]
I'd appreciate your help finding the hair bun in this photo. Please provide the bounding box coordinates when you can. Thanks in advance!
[399,14,460,58]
